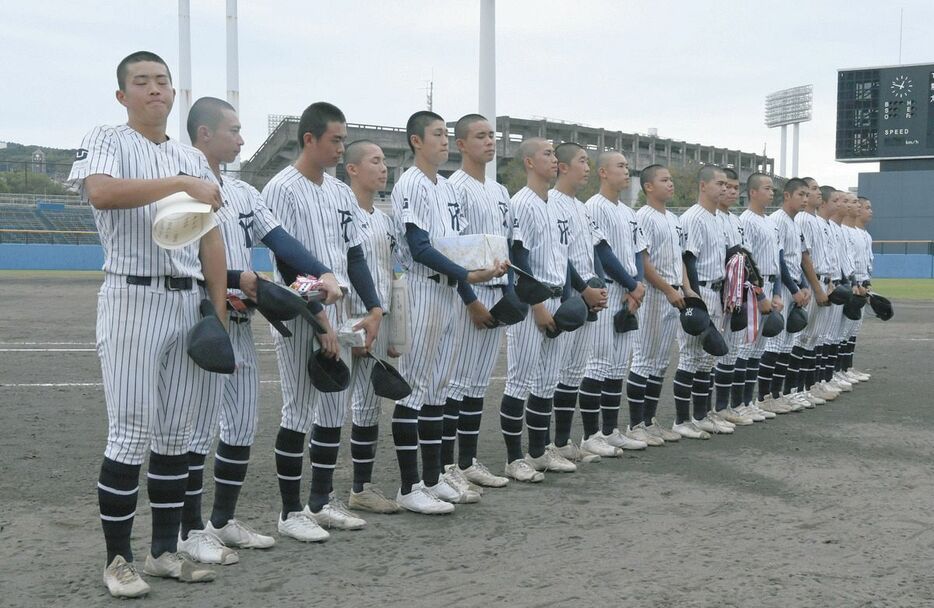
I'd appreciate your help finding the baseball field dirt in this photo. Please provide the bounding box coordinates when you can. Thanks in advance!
[1,273,932,607]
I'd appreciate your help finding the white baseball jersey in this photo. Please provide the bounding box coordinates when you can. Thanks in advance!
[859,227,874,278]
[349,205,395,316]
[263,167,363,287]
[829,221,855,279]
[448,170,517,287]
[796,211,834,277]
[770,208,803,283]
[817,216,841,279]
[843,225,871,281]
[716,209,743,248]
[214,177,280,297]
[511,186,571,287]
[680,203,725,282]
[636,204,683,286]
[67,125,214,279]
[740,209,780,276]
[550,189,600,282]
[391,167,466,279]
[585,194,646,276]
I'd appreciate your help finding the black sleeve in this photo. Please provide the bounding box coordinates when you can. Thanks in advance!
[405,223,469,282]
[346,245,381,311]
[594,240,637,290]
[778,249,800,294]
[227,270,242,289]
[567,260,586,292]
[262,226,332,278]
[682,251,699,294]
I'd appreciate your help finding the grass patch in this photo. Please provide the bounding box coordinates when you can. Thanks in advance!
[871,279,934,301]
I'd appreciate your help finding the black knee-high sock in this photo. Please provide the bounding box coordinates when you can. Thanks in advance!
[601,377,624,434]
[210,442,250,528]
[308,425,341,512]
[148,452,188,558]
[98,457,141,564]
[826,343,839,379]
[844,337,856,371]
[802,348,816,391]
[418,404,444,486]
[835,342,845,372]
[500,394,525,463]
[732,358,747,408]
[692,372,711,420]
[626,372,648,429]
[579,377,603,439]
[552,384,577,447]
[275,427,305,517]
[351,424,378,493]
[526,394,553,458]
[771,353,789,398]
[758,351,778,401]
[457,396,483,470]
[673,369,694,424]
[714,363,733,411]
[644,375,664,423]
[392,405,419,494]
[787,347,806,394]
[181,452,205,537]
[441,397,460,467]
[745,357,759,404]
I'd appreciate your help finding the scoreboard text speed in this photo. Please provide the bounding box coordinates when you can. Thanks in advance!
[836,63,934,162]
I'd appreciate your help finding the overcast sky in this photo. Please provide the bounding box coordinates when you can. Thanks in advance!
[3,0,933,189]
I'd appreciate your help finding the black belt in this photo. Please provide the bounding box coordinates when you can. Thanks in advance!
[765,274,777,282]
[819,275,833,284]
[698,280,724,291]
[480,284,508,290]
[229,314,251,324]
[427,274,457,287]
[832,279,841,287]
[126,275,205,290]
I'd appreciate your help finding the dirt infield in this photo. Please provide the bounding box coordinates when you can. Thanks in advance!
[1,273,933,607]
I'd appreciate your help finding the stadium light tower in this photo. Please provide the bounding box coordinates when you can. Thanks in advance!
[765,85,813,176]
[479,0,496,180]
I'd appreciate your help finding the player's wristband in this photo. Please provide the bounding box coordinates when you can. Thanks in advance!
[227,270,242,289]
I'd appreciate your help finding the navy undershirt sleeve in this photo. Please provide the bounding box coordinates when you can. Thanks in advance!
[346,245,381,311]
[682,251,699,294]
[635,249,645,283]
[405,223,469,283]
[595,240,637,290]
[778,249,799,294]
[263,226,331,279]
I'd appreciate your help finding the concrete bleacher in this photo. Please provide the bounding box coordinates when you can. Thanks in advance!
[0,203,99,245]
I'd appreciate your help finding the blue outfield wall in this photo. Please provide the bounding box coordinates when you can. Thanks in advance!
[0,244,931,278]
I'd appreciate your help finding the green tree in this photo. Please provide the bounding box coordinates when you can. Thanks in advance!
[0,171,69,195]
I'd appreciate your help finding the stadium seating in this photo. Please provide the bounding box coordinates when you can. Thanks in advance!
[0,203,99,244]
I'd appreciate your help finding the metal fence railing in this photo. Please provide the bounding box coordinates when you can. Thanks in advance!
[0,228,99,245]
[872,240,934,255]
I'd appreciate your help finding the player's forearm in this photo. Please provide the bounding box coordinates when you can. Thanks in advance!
[800,251,821,292]
[346,245,382,311]
[84,174,188,210]
[262,226,332,278]
[643,255,672,293]
[456,281,478,305]
[778,250,799,294]
[405,224,469,282]
[594,240,636,290]
[199,227,229,327]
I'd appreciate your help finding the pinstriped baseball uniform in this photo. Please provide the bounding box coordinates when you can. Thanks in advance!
[551,189,603,387]
[765,209,803,354]
[585,193,646,379]
[264,167,363,431]
[717,209,746,364]
[630,204,683,378]
[829,220,857,342]
[504,187,572,400]
[68,124,215,464]
[391,167,465,410]
[677,203,726,373]
[188,176,280,454]
[794,211,835,349]
[841,224,868,339]
[445,170,516,401]
[736,209,781,359]
[348,205,395,426]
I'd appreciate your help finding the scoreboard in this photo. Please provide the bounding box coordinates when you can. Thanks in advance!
[836,62,934,162]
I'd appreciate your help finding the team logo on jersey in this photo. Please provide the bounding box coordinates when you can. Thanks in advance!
[75,148,88,161]
[402,197,410,210]
[238,211,255,248]
[498,200,509,229]
[676,225,686,246]
[338,209,354,243]
[448,200,462,232]
[629,220,639,243]
[557,219,569,245]
[387,232,397,251]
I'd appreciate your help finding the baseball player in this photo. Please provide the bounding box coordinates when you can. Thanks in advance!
[341,139,404,514]
[627,164,688,443]
[787,177,835,405]
[442,114,514,490]
[498,137,579,481]
[263,102,384,540]
[837,196,872,383]
[812,187,847,398]
[581,152,656,449]
[70,51,227,597]
[549,142,626,463]
[824,192,860,393]
[176,97,345,563]
[756,178,811,413]
[734,173,783,421]
[674,165,732,436]
[846,198,874,381]
[391,110,506,513]
[711,167,755,427]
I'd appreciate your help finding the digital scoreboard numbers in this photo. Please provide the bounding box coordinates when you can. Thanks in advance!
[836,63,934,161]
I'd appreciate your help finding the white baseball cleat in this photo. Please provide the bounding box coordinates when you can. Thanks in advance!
[278,507,330,542]
[603,428,648,450]
[696,415,733,434]
[143,551,216,582]
[504,458,545,483]
[648,418,681,441]
[311,496,367,530]
[349,484,402,514]
[527,445,577,472]
[671,420,711,440]
[722,406,755,425]
[626,423,664,446]
[177,529,239,565]
[440,467,482,503]
[708,410,737,429]
[103,556,150,598]
[396,482,455,514]
[206,519,276,549]
[581,433,621,458]
[460,459,509,488]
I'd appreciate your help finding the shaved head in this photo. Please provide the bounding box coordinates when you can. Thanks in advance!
[555,142,585,165]
[597,150,625,169]
[518,137,547,162]
[344,139,379,166]
[454,113,488,140]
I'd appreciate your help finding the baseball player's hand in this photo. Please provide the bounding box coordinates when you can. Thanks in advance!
[239,271,259,300]
[772,295,784,312]
[467,300,497,329]
[793,288,810,307]
[351,346,366,358]
[466,260,508,284]
[857,285,869,297]
[387,346,401,358]
[758,297,772,314]
[318,273,343,305]
[532,303,556,333]
[353,308,383,351]
[624,293,640,313]
[815,285,829,306]
[181,177,223,211]
[582,286,608,311]
[665,286,686,310]
[630,282,646,304]
[314,312,340,359]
